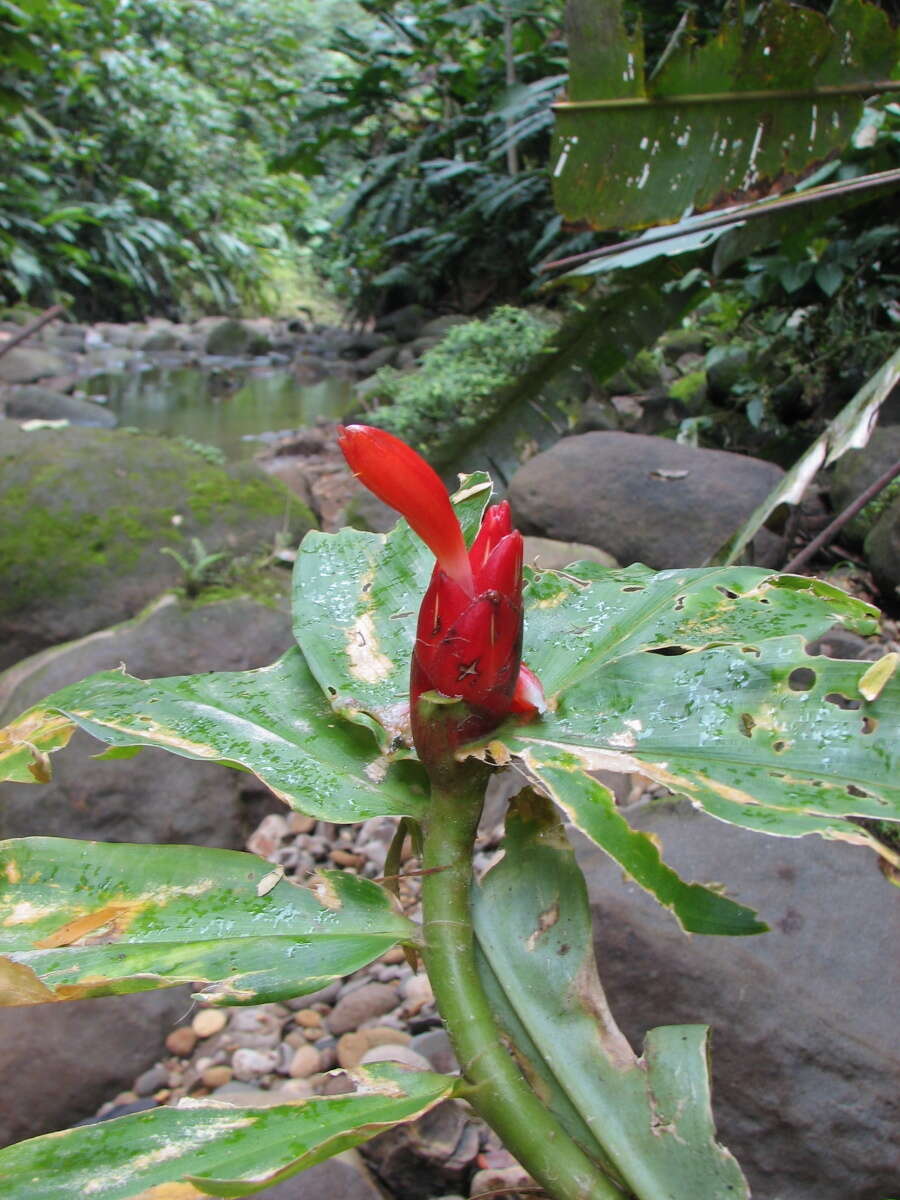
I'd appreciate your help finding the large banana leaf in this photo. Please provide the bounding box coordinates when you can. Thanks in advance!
[556,0,900,229]
[0,838,414,1007]
[473,795,749,1200]
[0,1063,456,1200]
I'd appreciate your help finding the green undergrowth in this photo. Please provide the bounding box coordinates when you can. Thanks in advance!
[368,306,553,466]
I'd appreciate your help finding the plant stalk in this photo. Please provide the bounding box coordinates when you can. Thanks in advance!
[420,763,624,1200]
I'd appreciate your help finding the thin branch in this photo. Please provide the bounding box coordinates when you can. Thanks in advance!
[0,304,65,359]
[782,458,900,574]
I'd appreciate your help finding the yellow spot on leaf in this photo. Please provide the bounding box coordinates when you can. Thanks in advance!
[4,860,20,885]
[859,653,897,702]
[346,612,393,684]
[36,901,145,948]
[526,901,560,950]
[310,873,341,911]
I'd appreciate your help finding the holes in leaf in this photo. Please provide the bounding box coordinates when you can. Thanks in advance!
[772,740,786,753]
[673,595,685,612]
[846,784,870,799]
[716,585,738,599]
[788,667,816,691]
[739,713,755,738]
[622,585,645,593]
[649,645,690,656]
[327,686,337,696]
[824,692,861,711]
[861,716,878,735]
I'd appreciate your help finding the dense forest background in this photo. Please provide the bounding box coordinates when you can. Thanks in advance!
[1,0,898,345]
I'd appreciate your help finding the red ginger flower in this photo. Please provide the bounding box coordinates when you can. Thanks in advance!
[338,424,544,766]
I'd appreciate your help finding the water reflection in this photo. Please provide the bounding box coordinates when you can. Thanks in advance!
[86,366,357,459]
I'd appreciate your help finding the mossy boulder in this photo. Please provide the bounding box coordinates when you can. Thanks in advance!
[0,422,315,667]
[829,426,900,546]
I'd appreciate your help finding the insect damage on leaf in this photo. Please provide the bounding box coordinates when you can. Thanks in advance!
[526,901,560,950]
[346,610,394,684]
[0,956,58,1004]
[310,873,342,911]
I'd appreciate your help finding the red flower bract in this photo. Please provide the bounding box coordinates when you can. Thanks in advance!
[338,425,544,767]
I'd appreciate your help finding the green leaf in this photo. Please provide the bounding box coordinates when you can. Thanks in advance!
[0,649,428,823]
[473,796,749,1200]
[522,749,766,935]
[292,473,492,747]
[0,838,415,1007]
[0,1063,456,1200]
[554,0,899,229]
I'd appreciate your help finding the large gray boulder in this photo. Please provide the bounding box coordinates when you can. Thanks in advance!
[0,987,193,1147]
[0,593,293,846]
[576,802,899,1200]
[0,422,314,668]
[508,432,784,568]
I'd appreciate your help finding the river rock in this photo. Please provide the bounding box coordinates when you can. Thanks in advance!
[206,318,271,357]
[829,425,900,545]
[508,432,784,569]
[249,1150,389,1200]
[0,347,71,385]
[864,495,900,600]
[2,385,117,427]
[0,593,292,846]
[0,986,192,1147]
[362,1100,481,1200]
[328,983,399,1035]
[576,801,899,1200]
[0,422,313,667]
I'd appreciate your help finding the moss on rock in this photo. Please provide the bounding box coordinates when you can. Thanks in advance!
[0,422,314,667]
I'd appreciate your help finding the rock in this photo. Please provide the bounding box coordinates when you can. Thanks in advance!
[288,1045,321,1078]
[865,495,900,600]
[337,1027,411,1070]
[575,802,900,1200]
[231,1048,279,1081]
[205,318,271,357]
[248,1150,389,1200]
[362,1100,480,1200]
[201,1065,233,1088]
[658,328,710,363]
[193,1008,228,1039]
[328,984,399,1035]
[134,1063,170,1096]
[522,536,618,572]
[228,1007,284,1050]
[0,594,292,846]
[508,432,784,569]
[0,422,313,667]
[705,343,751,400]
[0,347,70,384]
[140,328,179,352]
[375,304,426,342]
[359,1044,432,1072]
[165,1026,198,1057]
[2,385,117,427]
[420,315,469,338]
[210,1081,282,1106]
[401,973,434,1015]
[410,1030,458,1075]
[829,426,900,546]
[0,986,192,1146]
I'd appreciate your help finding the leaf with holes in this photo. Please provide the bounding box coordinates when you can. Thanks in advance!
[0,649,428,822]
[0,1063,456,1200]
[0,839,415,1007]
[473,795,750,1200]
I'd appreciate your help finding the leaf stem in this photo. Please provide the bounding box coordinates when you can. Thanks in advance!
[420,763,624,1200]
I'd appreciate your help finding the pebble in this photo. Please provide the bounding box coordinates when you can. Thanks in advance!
[401,973,434,1015]
[320,1071,356,1096]
[411,1029,458,1074]
[227,1008,283,1050]
[231,1047,279,1081]
[337,1027,411,1069]
[192,1008,228,1039]
[289,1045,321,1078]
[165,1027,197,1057]
[134,1064,169,1096]
[200,1065,233,1089]
[294,1008,324,1028]
[287,812,316,834]
[330,847,365,869]
[328,982,399,1034]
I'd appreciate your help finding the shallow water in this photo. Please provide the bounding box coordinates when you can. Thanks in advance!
[86,365,357,459]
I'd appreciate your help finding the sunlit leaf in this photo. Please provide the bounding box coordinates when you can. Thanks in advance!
[0,838,415,1006]
[473,796,749,1199]
[0,1064,456,1200]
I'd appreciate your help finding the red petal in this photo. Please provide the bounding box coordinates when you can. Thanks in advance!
[468,501,512,572]
[510,663,546,716]
[476,531,523,600]
[338,425,473,594]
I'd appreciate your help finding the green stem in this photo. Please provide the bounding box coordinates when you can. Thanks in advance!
[420,764,623,1200]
